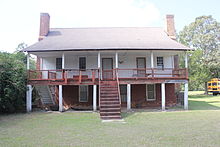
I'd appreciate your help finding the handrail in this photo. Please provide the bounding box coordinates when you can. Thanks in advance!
[98,68,101,111]
[116,68,121,106]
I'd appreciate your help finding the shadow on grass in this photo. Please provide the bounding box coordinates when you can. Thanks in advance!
[121,112,135,119]
[189,100,220,110]
[189,94,213,99]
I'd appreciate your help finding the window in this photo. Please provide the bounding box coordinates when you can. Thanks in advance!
[157,57,164,69]
[120,85,127,102]
[213,82,217,86]
[79,85,88,102]
[146,84,155,101]
[56,58,62,69]
[79,57,86,70]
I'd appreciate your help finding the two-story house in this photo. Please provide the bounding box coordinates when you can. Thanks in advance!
[23,13,191,119]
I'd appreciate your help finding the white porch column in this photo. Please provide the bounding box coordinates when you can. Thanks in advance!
[26,53,32,112]
[26,85,32,112]
[59,85,63,112]
[185,52,188,68]
[62,53,65,69]
[151,51,154,68]
[93,85,97,111]
[184,82,188,110]
[127,84,131,110]
[98,52,101,80]
[98,52,101,68]
[115,52,118,68]
[161,83,166,111]
[27,53,30,70]
[40,58,43,70]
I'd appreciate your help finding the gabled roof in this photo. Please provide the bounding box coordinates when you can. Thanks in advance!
[23,27,191,52]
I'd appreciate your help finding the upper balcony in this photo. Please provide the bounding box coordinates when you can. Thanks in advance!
[27,50,188,85]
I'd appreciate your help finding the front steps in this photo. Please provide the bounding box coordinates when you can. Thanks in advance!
[99,81,121,120]
[35,85,55,109]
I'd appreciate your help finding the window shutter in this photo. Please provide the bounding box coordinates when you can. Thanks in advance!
[79,57,86,70]
[56,58,62,70]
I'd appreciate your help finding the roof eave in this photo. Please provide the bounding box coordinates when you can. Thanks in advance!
[24,47,192,53]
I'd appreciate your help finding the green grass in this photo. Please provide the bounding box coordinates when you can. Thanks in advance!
[1,92,220,147]
[189,91,220,110]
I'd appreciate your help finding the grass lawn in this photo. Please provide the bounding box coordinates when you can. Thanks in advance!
[1,92,220,147]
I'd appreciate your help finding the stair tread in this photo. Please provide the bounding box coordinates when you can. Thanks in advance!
[100,100,119,102]
[100,81,121,120]
[101,116,121,119]
[100,112,120,114]
[100,108,120,110]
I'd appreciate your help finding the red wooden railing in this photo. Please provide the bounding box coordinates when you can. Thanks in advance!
[101,68,188,80]
[116,68,122,106]
[28,68,188,83]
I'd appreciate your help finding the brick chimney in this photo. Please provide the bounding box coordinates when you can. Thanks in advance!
[166,15,176,40]
[38,13,50,41]
[36,13,50,70]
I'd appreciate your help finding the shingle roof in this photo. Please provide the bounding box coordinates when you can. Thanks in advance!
[23,27,191,52]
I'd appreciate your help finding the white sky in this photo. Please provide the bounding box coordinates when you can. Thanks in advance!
[0,0,161,53]
[0,0,219,53]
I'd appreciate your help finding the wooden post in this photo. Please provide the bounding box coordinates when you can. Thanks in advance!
[79,71,82,83]
[92,70,95,83]
[127,84,131,110]
[161,83,165,111]
[59,85,63,112]
[93,85,97,111]
[26,85,32,112]
[65,71,68,83]
[184,82,188,110]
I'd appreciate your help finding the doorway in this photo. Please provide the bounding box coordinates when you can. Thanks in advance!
[102,58,113,80]
[136,57,146,77]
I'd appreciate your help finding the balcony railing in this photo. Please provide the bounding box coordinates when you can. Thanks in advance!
[28,68,188,84]
[28,69,99,83]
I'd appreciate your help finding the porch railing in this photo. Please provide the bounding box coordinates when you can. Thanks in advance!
[28,69,99,83]
[28,68,188,83]
[101,68,188,80]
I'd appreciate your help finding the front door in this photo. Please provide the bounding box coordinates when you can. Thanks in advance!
[102,58,113,80]
[136,57,146,77]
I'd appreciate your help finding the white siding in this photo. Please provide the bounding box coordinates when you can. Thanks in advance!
[40,51,178,78]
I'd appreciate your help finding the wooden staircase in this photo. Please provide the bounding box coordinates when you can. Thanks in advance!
[35,85,55,109]
[99,80,121,120]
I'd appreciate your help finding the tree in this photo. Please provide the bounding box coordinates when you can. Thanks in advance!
[0,52,27,113]
[178,15,220,91]
[0,43,35,113]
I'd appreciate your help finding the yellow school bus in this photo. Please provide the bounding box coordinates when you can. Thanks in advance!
[207,78,220,95]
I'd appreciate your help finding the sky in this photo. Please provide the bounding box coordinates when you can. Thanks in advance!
[0,0,220,53]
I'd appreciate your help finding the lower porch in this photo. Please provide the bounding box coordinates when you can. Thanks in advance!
[27,83,188,112]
